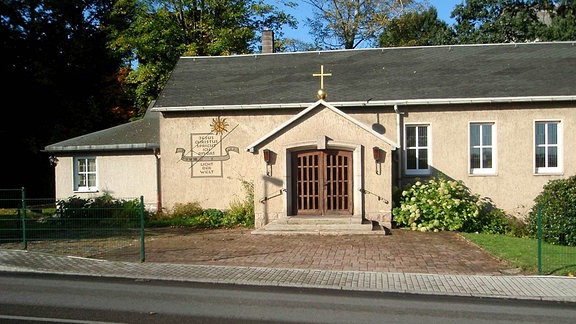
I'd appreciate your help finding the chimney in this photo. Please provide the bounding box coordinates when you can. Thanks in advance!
[262,30,274,54]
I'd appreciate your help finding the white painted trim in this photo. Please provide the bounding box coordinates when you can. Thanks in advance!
[468,121,497,176]
[533,119,563,175]
[245,100,399,152]
[403,123,432,176]
[151,95,576,112]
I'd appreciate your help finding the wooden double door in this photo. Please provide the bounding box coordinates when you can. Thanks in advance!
[292,150,353,216]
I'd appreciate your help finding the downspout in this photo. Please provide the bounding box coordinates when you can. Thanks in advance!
[154,147,162,213]
[394,105,403,188]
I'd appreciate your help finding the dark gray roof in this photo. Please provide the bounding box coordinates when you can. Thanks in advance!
[152,42,576,110]
[44,105,159,153]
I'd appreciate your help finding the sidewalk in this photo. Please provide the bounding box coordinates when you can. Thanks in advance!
[1,248,575,303]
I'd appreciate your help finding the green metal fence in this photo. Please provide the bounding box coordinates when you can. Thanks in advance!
[0,188,146,262]
[537,208,576,275]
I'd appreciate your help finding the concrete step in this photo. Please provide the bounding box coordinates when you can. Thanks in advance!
[273,216,358,225]
[252,216,387,235]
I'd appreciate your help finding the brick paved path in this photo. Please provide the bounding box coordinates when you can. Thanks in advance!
[131,228,516,275]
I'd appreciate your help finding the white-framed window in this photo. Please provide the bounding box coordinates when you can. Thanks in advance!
[535,120,562,174]
[74,157,98,192]
[404,124,430,175]
[469,122,496,175]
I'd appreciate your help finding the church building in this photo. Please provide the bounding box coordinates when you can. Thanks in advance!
[45,38,576,234]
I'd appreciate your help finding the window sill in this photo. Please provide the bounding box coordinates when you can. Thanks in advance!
[74,189,99,193]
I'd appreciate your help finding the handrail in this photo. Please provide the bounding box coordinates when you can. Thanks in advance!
[259,189,287,204]
[359,188,389,204]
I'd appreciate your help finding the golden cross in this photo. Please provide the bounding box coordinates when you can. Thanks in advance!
[313,65,332,90]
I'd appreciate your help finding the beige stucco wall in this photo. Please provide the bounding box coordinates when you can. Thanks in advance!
[398,103,576,218]
[159,100,576,226]
[159,103,396,228]
[54,152,158,210]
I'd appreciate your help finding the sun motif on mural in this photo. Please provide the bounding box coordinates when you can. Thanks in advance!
[210,116,229,135]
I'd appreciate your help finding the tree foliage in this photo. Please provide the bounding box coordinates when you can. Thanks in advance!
[1,0,294,196]
[304,0,424,49]
[379,7,455,47]
[1,0,132,196]
[540,0,576,40]
[108,0,296,115]
[451,0,576,44]
[377,1,576,47]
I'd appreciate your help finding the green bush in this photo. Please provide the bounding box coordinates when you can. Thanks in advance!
[170,201,203,219]
[526,175,576,246]
[222,179,254,228]
[150,179,255,229]
[55,194,144,227]
[465,207,507,234]
[393,176,510,234]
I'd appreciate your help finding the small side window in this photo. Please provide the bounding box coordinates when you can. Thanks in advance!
[74,157,98,192]
[535,121,562,174]
[404,124,430,175]
[469,122,496,175]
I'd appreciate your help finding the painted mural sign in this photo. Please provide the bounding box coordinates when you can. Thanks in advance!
[176,117,239,178]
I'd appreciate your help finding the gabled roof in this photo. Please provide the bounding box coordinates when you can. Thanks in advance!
[44,105,159,153]
[152,42,576,111]
[246,100,399,152]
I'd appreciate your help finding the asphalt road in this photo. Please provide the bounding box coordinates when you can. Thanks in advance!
[1,273,575,324]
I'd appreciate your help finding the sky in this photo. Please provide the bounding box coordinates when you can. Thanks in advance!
[267,0,463,45]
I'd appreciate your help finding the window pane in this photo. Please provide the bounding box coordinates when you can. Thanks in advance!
[78,174,87,187]
[407,149,416,169]
[418,149,428,169]
[535,123,545,145]
[471,148,480,168]
[548,147,558,167]
[548,123,558,145]
[483,148,492,168]
[536,147,546,167]
[406,127,416,147]
[482,124,492,145]
[78,159,87,172]
[470,125,480,146]
[87,159,96,172]
[418,126,427,146]
[88,174,96,187]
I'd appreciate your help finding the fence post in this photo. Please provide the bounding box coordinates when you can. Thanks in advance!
[537,207,542,275]
[21,187,27,250]
[140,196,145,262]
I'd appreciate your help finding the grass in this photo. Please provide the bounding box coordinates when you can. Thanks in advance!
[461,232,576,276]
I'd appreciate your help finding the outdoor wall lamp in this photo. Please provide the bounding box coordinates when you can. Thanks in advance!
[263,148,272,176]
[49,155,59,167]
[373,146,381,175]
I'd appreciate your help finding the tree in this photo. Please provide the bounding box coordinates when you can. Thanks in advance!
[451,0,576,44]
[541,0,576,40]
[108,0,296,116]
[276,38,320,52]
[304,0,424,49]
[1,0,131,196]
[379,7,456,47]
[452,0,541,43]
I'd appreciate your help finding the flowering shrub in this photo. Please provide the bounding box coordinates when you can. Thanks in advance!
[393,177,486,232]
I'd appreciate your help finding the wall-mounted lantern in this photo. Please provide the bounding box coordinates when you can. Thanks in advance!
[263,149,272,176]
[49,155,59,167]
[373,146,381,175]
